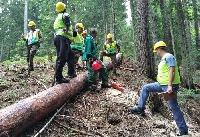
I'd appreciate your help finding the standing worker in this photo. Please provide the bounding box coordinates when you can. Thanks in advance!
[53,2,76,84]
[82,28,111,92]
[129,41,188,136]
[21,21,43,71]
[100,33,120,75]
[71,23,85,71]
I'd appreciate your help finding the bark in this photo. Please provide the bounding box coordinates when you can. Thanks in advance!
[130,0,138,60]
[24,0,28,35]
[176,0,195,89]
[192,0,200,49]
[0,53,123,137]
[159,0,173,53]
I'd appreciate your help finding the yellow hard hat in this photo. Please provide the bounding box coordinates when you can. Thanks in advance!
[107,33,112,38]
[56,2,66,13]
[153,41,167,52]
[28,21,36,26]
[82,30,87,35]
[76,23,84,30]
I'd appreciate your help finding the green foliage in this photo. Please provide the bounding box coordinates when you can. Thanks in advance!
[178,89,200,102]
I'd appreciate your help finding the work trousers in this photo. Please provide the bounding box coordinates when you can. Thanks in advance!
[54,35,75,81]
[87,60,108,86]
[27,44,39,68]
[100,51,117,74]
[137,82,188,133]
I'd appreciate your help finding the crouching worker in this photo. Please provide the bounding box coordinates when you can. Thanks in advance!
[82,28,111,92]
[128,41,188,136]
[100,33,120,75]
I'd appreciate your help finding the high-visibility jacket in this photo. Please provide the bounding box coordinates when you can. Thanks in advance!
[26,29,40,46]
[157,56,181,85]
[71,33,84,51]
[54,13,73,41]
[105,41,117,54]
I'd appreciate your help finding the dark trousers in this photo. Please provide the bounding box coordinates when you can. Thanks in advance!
[54,35,75,80]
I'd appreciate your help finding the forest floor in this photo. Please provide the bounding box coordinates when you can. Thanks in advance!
[0,57,200,137]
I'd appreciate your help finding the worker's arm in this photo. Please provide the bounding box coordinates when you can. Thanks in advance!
[38,31,43,44]
[62,13,71,31]
[116,43,120,53]
[103,42,108,54]
[167,66,175,94]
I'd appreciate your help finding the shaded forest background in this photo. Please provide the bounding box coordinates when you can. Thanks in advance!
[0,0,200,89]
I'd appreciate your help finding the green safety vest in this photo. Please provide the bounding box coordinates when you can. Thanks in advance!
[105,41,117,54]
[25,29,40,46]
[70,33,84,51]
[157,58,181,85]
[54,13,73,41]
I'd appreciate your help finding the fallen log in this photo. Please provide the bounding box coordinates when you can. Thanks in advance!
[0,53,123,137]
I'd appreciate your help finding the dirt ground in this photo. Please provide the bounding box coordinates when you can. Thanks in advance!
[0,58,200,137]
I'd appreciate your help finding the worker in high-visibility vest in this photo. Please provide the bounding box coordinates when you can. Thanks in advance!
[21,21,43,71]
[53,2,76,84]
[100,33,120,75]
[71,23,85,71]
[129,41,188,136]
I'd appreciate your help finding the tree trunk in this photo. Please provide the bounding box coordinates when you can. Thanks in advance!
[192,0,200,69]
[176,0,195,89]
[130,0,138,60]
[0,53,123,137]
[192,0,200,49]
[24,0,28,35]
[137,0,151,78]
[159,0,173,53]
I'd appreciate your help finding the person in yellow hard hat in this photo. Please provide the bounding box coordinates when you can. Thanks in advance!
[82,30,87,39]
[100,33,120,75]
[70,23,85,71]
[53,2,76,84]
[128,41,188,136]
[21,21,43,71]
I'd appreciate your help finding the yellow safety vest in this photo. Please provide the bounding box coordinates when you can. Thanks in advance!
[26,29,40,46]
[105,41,117,54]
[157,58,181,85]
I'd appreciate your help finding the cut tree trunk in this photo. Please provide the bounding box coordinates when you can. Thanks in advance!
[0,53,123,137]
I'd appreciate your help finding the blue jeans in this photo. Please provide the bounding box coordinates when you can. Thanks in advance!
[138,82,188,132]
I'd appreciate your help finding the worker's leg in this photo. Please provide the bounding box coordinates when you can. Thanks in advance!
[99,51,107,62]
[98,60,110,87]
[87,61,98,91]
[110,54,117,74]
[29,44,39,71]
[167,98,188,133]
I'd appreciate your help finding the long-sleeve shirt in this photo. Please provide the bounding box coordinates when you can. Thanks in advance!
[82,35,98,61]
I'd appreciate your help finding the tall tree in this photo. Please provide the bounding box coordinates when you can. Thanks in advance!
[192,0,200,49]
[137,0,152,78]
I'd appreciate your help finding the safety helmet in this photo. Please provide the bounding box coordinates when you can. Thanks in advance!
[153,41,167,52]
[28,21,36,27]
[92,60,102,71]
[56,2,66,13]
[75,23,84,30]
[82,30,87,35]
[107,33,112,39]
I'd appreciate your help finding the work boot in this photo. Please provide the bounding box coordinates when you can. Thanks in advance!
[129,107,145,116]
[101,84,111,88]
[56,77,70,84]
[176,131,188,136]
[68,73,77,79]
[88,85,100,92]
